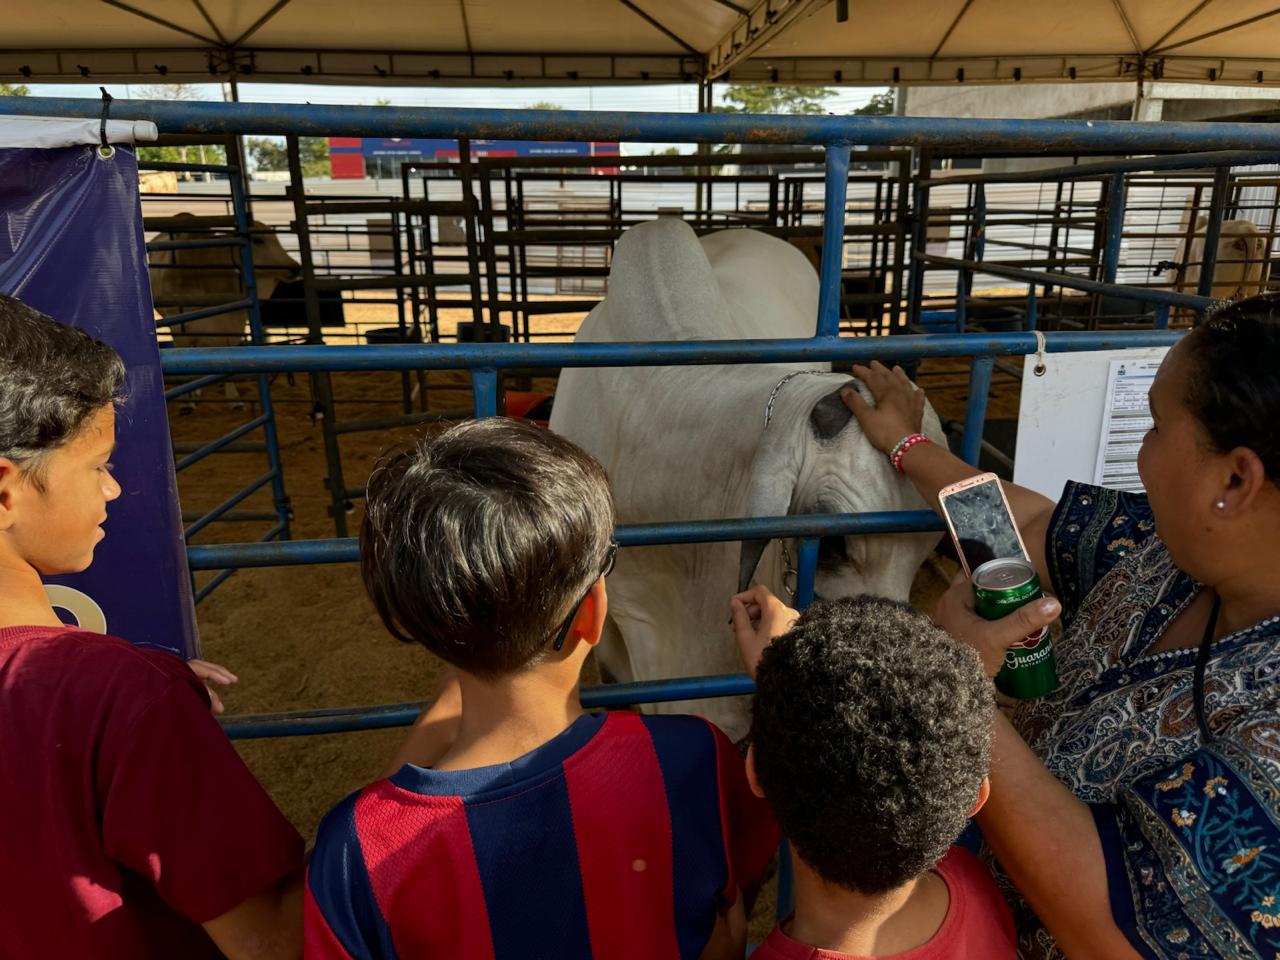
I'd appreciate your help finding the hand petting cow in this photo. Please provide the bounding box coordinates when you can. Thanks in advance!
[550,218,944,739]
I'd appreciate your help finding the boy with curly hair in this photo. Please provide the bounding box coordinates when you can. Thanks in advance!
[730,587,1015,958]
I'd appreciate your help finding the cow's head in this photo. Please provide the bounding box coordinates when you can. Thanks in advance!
[245,221,301,290]
[737,377,943,604]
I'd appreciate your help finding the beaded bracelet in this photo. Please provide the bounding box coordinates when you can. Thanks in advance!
[889,433,931,474]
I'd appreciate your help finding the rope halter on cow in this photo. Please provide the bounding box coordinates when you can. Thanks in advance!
[762,369,829,429]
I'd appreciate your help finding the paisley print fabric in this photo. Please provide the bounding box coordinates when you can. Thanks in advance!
[1004,481,1280,959]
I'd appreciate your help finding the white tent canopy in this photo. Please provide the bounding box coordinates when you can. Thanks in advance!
[7,0,1280,88]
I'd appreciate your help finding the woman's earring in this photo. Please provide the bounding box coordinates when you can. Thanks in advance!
[1215,500,1226,510]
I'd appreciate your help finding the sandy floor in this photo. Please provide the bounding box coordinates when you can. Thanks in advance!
[172,297,1015,937]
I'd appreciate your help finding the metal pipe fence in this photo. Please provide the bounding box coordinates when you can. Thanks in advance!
[16,96,1235,928]
[9,97,1196,734]
[140,159,293,605]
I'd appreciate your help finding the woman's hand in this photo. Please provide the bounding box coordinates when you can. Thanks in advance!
[933,571,1061,678]
[186,658,239,716]
[840,360,927,455]
[729,584,800,680]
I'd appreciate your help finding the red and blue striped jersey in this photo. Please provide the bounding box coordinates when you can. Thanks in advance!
[304,710,778,959]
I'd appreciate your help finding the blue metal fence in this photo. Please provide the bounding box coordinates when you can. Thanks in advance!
[4,96,1192,737]
[163,326,1180,742]
[12,97,1280,152]
[907,146,1280,336]
[142,159,293,603]
[12,94,1220,926]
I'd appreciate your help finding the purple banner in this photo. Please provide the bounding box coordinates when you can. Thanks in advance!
[0,144,197,657]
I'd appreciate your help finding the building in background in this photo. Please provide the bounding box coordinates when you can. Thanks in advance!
[900,81,1280,124]
[329,137,620,178]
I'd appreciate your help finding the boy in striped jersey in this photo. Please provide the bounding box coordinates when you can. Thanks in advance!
[305,418,778,960]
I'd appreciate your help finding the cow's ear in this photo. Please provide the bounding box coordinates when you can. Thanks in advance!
[808,380,858,441]
[739,415,805,591]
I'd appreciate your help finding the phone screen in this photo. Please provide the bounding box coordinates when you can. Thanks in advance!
[941,478,1027,573]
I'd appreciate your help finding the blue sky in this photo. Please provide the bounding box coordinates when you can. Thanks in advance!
[25,81,889,154]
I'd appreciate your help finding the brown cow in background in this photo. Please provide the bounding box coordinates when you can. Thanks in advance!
[149,212,299,407]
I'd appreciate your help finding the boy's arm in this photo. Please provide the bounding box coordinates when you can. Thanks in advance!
[698,893,747,960]
[99,675,305,955]
[202,870,304,960]
[303,796,386,960]
[729,585,799,680]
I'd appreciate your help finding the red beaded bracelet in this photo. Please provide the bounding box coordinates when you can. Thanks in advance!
[889,433,931,474]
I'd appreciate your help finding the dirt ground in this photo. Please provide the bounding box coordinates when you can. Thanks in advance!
[172,298,1018,936]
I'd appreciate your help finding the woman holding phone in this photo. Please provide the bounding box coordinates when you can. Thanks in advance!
[841,295,1280,960]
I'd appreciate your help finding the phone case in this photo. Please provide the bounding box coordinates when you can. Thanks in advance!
[937,472,1031,576]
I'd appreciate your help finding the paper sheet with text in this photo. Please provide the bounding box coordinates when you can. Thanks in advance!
[1093,358,1161,492]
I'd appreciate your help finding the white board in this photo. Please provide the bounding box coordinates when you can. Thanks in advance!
[1013,347,1170,501]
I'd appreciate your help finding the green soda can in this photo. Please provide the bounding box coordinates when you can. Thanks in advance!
[972,557,1058,699]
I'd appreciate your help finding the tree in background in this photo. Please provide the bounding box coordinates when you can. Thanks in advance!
[0,83,30,96]
[526,100,564,110]
[247,136,329,177]
[132,84,226,174]
[246,137,288,172]
[716,84,837,115]
[852,90,895,115]
[647,145,699,174]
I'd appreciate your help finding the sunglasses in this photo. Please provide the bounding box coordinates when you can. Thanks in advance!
[550,541,618,651]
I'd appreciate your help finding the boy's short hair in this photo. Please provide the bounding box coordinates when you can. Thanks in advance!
[0,295,126,486]
[750,595,992,894]
[360,418,616,677]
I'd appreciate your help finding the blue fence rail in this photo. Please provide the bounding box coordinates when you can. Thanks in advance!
[14,94,1220,926]
[14,97,1280,152]
[7,96,1191,736]
[143,158,292,605]
[161,326,1182,745]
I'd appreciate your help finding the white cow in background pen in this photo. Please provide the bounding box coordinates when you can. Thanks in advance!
[550,218,945,739]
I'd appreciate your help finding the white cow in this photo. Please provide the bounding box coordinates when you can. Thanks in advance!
[1171,216,1270,309]
[149,213,299,405]
[550,218,944,738]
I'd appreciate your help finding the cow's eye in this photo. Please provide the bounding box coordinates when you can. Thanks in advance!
[818,535,848,564]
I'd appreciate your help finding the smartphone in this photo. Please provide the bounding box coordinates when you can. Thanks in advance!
[937,473,1030,576]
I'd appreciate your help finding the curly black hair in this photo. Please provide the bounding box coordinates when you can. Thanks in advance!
[750,595,993,894]
[1184,294,1280,481]
[0,295,126,487]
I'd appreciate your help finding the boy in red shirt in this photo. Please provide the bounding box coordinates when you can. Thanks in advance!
[305,418,779,959]
[0,296,304,959]
[731,587,1016,959]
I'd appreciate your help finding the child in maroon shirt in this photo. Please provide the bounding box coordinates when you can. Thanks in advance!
[0,296,304,959]
[731,588,1016,959]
